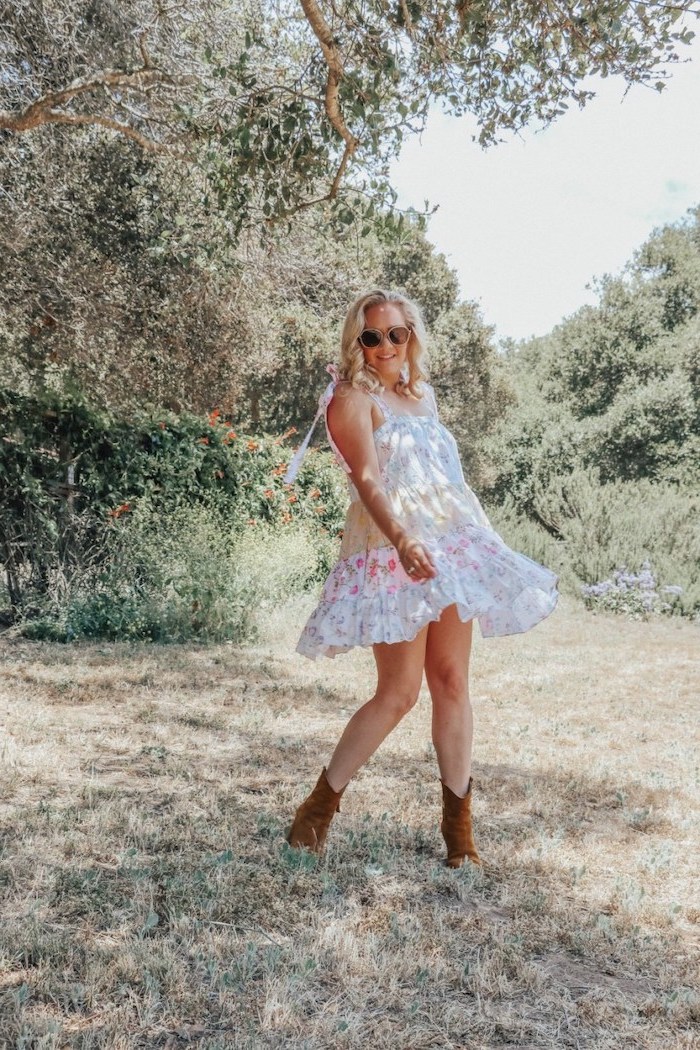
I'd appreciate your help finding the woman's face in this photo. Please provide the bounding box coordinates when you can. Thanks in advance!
[360,302,411,387]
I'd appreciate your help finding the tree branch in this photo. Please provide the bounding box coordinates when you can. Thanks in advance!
[327,139,355,198]
[41,111,171,153]
[0,65,195,145]
[298,0,359,157]
[262,133,360,225]
[400,0,415,38]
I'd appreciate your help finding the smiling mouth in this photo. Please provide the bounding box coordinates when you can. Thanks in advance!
[377,354,395,359]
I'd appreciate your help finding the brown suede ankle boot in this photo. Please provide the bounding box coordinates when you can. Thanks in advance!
[286,767,347,853]
[440,776,482,868]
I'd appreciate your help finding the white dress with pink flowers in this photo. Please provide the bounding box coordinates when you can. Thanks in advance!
[294,375,559,661]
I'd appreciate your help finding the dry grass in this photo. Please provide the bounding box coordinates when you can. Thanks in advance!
[0,594,698,1048]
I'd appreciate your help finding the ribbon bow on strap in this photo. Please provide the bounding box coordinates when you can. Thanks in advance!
[283,363,342,485]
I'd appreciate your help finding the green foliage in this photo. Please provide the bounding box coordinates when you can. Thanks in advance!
[483,402,584,515]
[379,226,459,325]
[251,304,339,435]
[0,382,347,627]
[0,134,247,416]
[489,475,699,619]
[591,371,698,483]
[538,206,700,419]
[545,473,698,617]
[199,1,699,229]
[484,209,700,620]
[2,2,696,238]
[23,499,325,643]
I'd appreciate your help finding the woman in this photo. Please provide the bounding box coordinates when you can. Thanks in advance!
[283,289,558,867]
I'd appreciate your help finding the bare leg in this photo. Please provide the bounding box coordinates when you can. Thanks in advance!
[424,605,474,796]
[325,623,429,791]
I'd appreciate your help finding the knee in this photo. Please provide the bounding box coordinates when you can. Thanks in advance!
[375,687,420,720]
[430,668,469,706]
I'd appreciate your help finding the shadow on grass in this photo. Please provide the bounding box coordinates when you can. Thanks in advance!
[2,728,696,1049]
[2,637,697,1047]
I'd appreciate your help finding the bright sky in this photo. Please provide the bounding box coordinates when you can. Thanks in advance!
[389,34,700,346]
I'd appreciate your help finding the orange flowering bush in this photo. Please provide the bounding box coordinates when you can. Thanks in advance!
[272,426,298,445]
[107,502,131,519]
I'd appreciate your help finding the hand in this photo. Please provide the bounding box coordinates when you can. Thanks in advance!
[396,535,438,582]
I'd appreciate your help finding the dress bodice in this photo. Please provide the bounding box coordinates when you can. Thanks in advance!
[367,391,467,498]
[323,381,468,504]
[323,381,492,560]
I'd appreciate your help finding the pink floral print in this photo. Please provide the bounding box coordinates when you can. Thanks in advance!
[296,379,559,660]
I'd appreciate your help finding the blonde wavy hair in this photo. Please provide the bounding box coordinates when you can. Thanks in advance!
[337,289,429,399]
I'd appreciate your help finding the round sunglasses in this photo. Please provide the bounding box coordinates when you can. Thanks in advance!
[358,325,412,350]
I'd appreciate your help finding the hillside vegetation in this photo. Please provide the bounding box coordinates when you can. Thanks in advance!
[484,207,700,620]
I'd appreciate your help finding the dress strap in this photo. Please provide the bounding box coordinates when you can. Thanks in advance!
[365,387,393,418]
[423,381,440,421]
[283,363,352,484]
[366,381,436,422]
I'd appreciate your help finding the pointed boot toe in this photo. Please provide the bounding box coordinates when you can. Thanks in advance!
[286,767,346,854]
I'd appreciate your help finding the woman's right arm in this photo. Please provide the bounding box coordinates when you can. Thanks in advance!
[326,384,437,579]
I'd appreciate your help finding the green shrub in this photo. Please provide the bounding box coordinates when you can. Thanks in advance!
[485,472,699,619]
[0,383,347,625]
[482,403,585,514]
[588,371,698,484]
[531,471,699,617]
[21,498,329,643]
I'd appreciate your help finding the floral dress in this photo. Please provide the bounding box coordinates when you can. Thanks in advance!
[285,365,559,661]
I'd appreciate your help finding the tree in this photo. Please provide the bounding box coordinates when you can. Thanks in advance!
[379,226,459,326]
[1,1,698,234]
[540,205,700,417]
[428,302,514,489]
[484,206,700,508]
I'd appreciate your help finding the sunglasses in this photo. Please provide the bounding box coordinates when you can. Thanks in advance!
[358,325,412,349]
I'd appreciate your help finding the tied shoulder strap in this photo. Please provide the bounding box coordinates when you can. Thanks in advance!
[283,363,347,485]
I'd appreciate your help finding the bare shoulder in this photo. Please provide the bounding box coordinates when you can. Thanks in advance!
[328,381,372,418]
[326,381,380,478]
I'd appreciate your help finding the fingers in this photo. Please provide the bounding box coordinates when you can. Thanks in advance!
[400,539,437,581]
[411,559,437,581]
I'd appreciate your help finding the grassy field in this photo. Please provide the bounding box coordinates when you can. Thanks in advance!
[1,594,698,1048]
